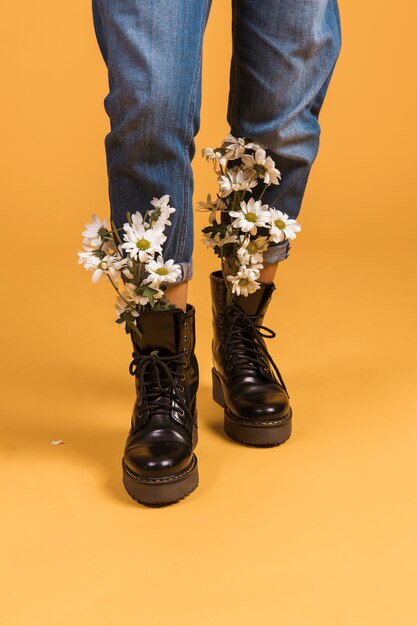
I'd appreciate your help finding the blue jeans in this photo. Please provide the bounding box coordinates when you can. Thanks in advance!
[92,0,342,283]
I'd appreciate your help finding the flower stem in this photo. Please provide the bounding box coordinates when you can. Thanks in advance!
[111,219,123,245]
[258,183,269,201]
[107,274,136,310]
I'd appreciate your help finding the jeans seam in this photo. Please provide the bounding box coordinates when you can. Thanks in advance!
[176,0,211,271]
[92,0,108,65]
[229,0,240,130]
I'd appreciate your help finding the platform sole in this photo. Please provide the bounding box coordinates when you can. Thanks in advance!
[212,367,292,447]
[122,454,199,506]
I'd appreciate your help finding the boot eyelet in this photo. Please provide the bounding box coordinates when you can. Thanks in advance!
[184,335,188,341]
[184,348,189,354]
[177,385,184,392]
[226,364,232,371]
[184,322,188,329]
[181,374,186,380]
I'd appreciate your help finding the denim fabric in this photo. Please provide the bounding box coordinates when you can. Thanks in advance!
[92,0,342,282]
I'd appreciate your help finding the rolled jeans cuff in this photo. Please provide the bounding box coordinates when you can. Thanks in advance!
[262,239,291,264]
[172,259,193,285]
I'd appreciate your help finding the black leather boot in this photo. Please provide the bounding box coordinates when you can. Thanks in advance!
[210,270,292,446]
[122,305,199,505]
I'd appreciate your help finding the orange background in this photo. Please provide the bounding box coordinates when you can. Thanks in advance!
[1,1,417,624]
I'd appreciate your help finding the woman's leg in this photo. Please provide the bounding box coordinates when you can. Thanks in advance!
[228,0,342,269]
[209,0,342,447]
[92,0,212,295]
[91,0,212,505]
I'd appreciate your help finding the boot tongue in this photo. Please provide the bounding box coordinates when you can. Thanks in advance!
[236,282,275,316]
[134,308,183,356]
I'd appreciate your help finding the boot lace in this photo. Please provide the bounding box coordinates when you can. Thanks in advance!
[223,304,289,396]
[129,350,195,428]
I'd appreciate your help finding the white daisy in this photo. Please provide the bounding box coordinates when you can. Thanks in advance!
[202,228,238,249]
[122,283,148,307]
[202,147,228,168]
[130,211,145,228]
[237,235,269,265]
[78,248,123,284]
[122,222,166,262]
[217,168,257,197]
[115,295,140,323]
[82,215,109,248]
[241,148,281,185]
[221,133,263,159]
[77,246,94,266]
[149,194,176,228]
[105,255,126,283]
[121,258,134,279]
[226,265,261,297]
[144,256,182,288]
[196,193,220,224]
[229,198,271,235]
[101,238,121,258]
[268,208,302,243]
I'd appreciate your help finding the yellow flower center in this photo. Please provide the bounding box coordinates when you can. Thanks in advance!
[274,219,286,230]
[238,278,249,286]
[247,241,258,254]
[136,238,150,250]
[245,212,257,222]
[155,267,169,275]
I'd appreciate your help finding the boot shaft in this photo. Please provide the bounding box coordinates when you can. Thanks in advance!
[210,270,275,318]
[209,270,276,365]
[129,304,199,431]
[131,304,198,386]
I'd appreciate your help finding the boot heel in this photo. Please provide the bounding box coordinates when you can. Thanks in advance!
[212,368,225,407]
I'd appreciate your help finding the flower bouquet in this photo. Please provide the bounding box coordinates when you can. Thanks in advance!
[78,195,181,341]
[198,134,301,304]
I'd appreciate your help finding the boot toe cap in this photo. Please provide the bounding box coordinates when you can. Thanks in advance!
[124,441,193,478]
[229,387,290,422]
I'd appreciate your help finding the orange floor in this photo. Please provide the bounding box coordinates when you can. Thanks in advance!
[2,234,417,625]
[2,1,417,624]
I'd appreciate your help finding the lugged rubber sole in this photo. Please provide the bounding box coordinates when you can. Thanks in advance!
[212,367,292,447]
[122,454,199,506]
